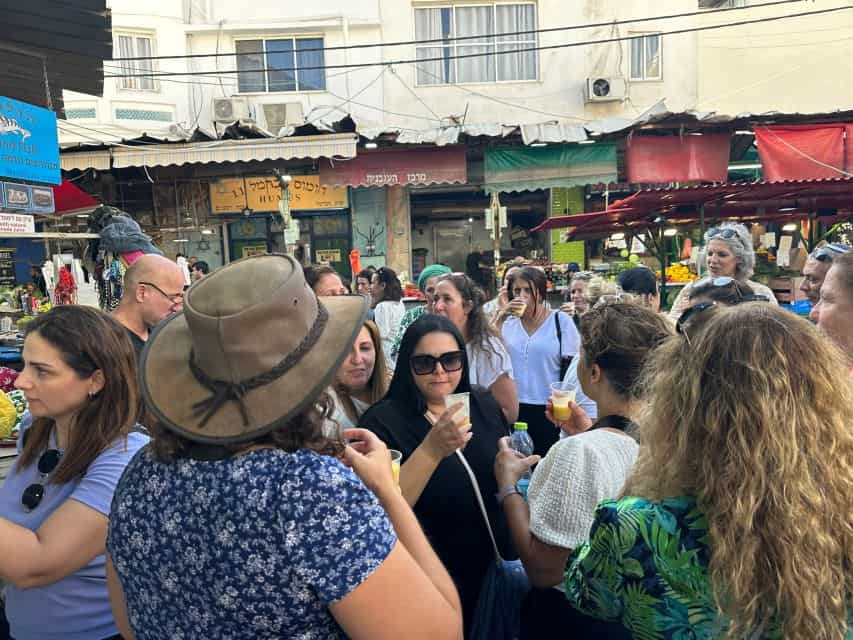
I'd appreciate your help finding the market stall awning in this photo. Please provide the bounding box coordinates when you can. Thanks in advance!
[61,150,112,172]
[755,124,852,181]
[52,179,100,216]
[484,143,616,194]
[109,134,358,169]
[319,146,467,188]
[626,134,731,183]
[533,178,853,238]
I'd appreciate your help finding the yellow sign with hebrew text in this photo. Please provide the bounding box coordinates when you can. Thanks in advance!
[210,175,348,214]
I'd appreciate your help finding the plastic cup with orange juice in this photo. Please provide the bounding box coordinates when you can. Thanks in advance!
[549,381,577,421]
[389,449,402,485]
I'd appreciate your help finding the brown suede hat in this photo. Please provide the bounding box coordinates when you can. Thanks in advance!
[139,254,366,444]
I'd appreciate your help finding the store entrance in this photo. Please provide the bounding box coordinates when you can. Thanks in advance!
[294,210,352,281]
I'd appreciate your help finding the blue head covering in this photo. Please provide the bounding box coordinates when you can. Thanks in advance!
[417,264,451,292]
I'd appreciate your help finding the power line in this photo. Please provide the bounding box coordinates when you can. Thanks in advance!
[108,0,804,62]
[104,4,850,79]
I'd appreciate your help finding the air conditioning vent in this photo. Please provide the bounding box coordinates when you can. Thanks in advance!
[212,97,252,123]
[585,77,627,103]
[261,102,305,135]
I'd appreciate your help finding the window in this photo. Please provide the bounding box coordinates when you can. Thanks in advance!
[414,4,537,85]
[115,34,156,91]
[235,38,326,93]
[630,34,661,81]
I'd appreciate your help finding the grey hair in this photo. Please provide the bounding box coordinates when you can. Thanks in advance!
[584,276,620,307]
[703,222,755,280]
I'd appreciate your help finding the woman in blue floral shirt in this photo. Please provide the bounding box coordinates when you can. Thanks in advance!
[565,304,853,639]
[106,255,463,640]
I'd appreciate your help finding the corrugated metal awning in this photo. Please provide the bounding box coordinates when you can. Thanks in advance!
[110,134,358,169]
[61,150,112,172]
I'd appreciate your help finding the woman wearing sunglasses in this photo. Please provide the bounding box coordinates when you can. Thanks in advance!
[668,222,777,320]
[360,314,514,637]
[0,306,148,640]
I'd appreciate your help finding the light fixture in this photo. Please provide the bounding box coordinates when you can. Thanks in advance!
[365,142,378,150]
[577,139,596,145]
[610,232,625,240]
[242,206,254,217]
[75,213,90,218]
[734,130,754,136]
[778,205,797,212]
[782,223,798,232]
[663,228,678,237]
[173,238,189,243]
[468,217,474,223]
[201,228,214,235]
[686,131,704,136]
[727,163,762,170]
[530,142,547,147]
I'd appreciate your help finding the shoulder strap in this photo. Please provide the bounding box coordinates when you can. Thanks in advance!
[554,310,562,351]
[455,449,502,563]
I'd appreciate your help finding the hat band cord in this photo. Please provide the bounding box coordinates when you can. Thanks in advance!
[188,303,329,429]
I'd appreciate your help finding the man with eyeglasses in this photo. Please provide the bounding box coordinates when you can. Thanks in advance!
[112,254,186,360]
[800,243,851,306]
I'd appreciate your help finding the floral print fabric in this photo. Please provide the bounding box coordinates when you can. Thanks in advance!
[107,447,397,640]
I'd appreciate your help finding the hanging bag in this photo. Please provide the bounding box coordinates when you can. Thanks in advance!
[455,449,530,640]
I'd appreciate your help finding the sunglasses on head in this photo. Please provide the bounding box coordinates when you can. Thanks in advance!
[410,350,465,376]
[707,227,739,240]
[676,301,716,336]
[21,448,62,511]
[810,243,851,263]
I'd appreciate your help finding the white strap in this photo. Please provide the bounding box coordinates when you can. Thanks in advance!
[455,448,502,563]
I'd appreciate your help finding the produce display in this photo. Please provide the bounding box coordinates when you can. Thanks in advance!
[658,263,699,283]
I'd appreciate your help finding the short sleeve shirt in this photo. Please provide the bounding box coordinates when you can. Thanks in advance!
[107,447,396,640]
[466,334,513,389]
[502,311,580,405]
[0,414,149,640]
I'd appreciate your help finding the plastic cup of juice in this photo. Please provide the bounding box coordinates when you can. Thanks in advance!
[513,300,527,316]
[550,381,576,421]
[389,449,402,485]
[445,392,471,425]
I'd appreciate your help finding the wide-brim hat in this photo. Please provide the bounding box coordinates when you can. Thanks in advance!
[139,254,366,445]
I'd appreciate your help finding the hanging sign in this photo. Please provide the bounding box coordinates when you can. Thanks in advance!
[210,175,348,214]
[316,249,341,263]
[0,96,61,185]
[0,213,35,234]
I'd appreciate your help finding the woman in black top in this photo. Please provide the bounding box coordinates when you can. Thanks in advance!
[360,314,515,637]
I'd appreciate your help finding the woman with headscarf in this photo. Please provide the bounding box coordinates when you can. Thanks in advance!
[389,264,452,362]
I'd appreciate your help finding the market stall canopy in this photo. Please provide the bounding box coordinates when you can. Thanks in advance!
[754,124,853,181]
[52,180,99,216]
[319,147,467,188]
[626,134,731,183]
[533,178,853,238]
[484,143,616,194]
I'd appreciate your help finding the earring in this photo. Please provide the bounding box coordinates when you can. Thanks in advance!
[88,391,97,399]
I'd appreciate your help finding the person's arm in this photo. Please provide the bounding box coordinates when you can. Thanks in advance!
[492,299,525,330]
[494,436,570,588]
[399,404,471,506]
[106,553,136,640]
[0,500,107,588]
[489,373,519,425]
[333,428,462,640]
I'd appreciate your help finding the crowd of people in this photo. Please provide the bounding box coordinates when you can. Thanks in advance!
[0,227,849,640]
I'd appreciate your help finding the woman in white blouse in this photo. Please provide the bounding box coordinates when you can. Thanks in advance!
[433,273,518,424]
[370,267,406,370]
[493,302,673,637]
[498,266,580,456]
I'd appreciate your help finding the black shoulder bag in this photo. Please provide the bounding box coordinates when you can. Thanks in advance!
[554,312,573,380]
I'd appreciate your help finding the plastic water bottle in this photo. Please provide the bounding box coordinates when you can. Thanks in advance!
[509,422,535,499]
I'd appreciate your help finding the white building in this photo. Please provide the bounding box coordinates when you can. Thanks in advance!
[61,0,702,141]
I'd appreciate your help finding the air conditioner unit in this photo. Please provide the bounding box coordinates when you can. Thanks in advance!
[261,102,305,134]
[585,77,627,103]
[212,97,252,123]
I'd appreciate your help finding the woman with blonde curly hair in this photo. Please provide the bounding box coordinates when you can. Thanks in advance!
[564,303,853,639]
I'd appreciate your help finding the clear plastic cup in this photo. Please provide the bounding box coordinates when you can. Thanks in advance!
[389,449,402,485]
[550,381,577,421]
[445,392,471,425]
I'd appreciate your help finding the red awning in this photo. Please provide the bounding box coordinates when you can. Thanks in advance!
[319,147,467,188]
[626,133,731,183]
[754,124,852,181]
[532,178,853,238]
[52,179,100,216]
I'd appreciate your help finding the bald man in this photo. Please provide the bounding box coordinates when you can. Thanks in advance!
[112,254,187,360]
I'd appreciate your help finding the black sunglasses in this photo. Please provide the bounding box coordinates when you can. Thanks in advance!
[810,243,851,263]
[21,449,62,511]
[676,301,716,336]
[410,350,465,376]
[707,227,739,240]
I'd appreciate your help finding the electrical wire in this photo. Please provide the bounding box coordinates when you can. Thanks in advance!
[387,66,442,122]
[108,0,805,61]
[104,4,851,79]
[305,67,390,124]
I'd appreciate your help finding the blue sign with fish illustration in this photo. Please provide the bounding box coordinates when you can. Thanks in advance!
[0,96,60,185]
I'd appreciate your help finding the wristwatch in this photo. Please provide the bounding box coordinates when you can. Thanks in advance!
[495,484,523,505]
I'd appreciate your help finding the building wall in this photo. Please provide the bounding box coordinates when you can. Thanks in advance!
[697,0,853,115]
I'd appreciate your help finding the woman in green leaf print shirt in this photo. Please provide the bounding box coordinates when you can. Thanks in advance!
[564,303,853,640]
